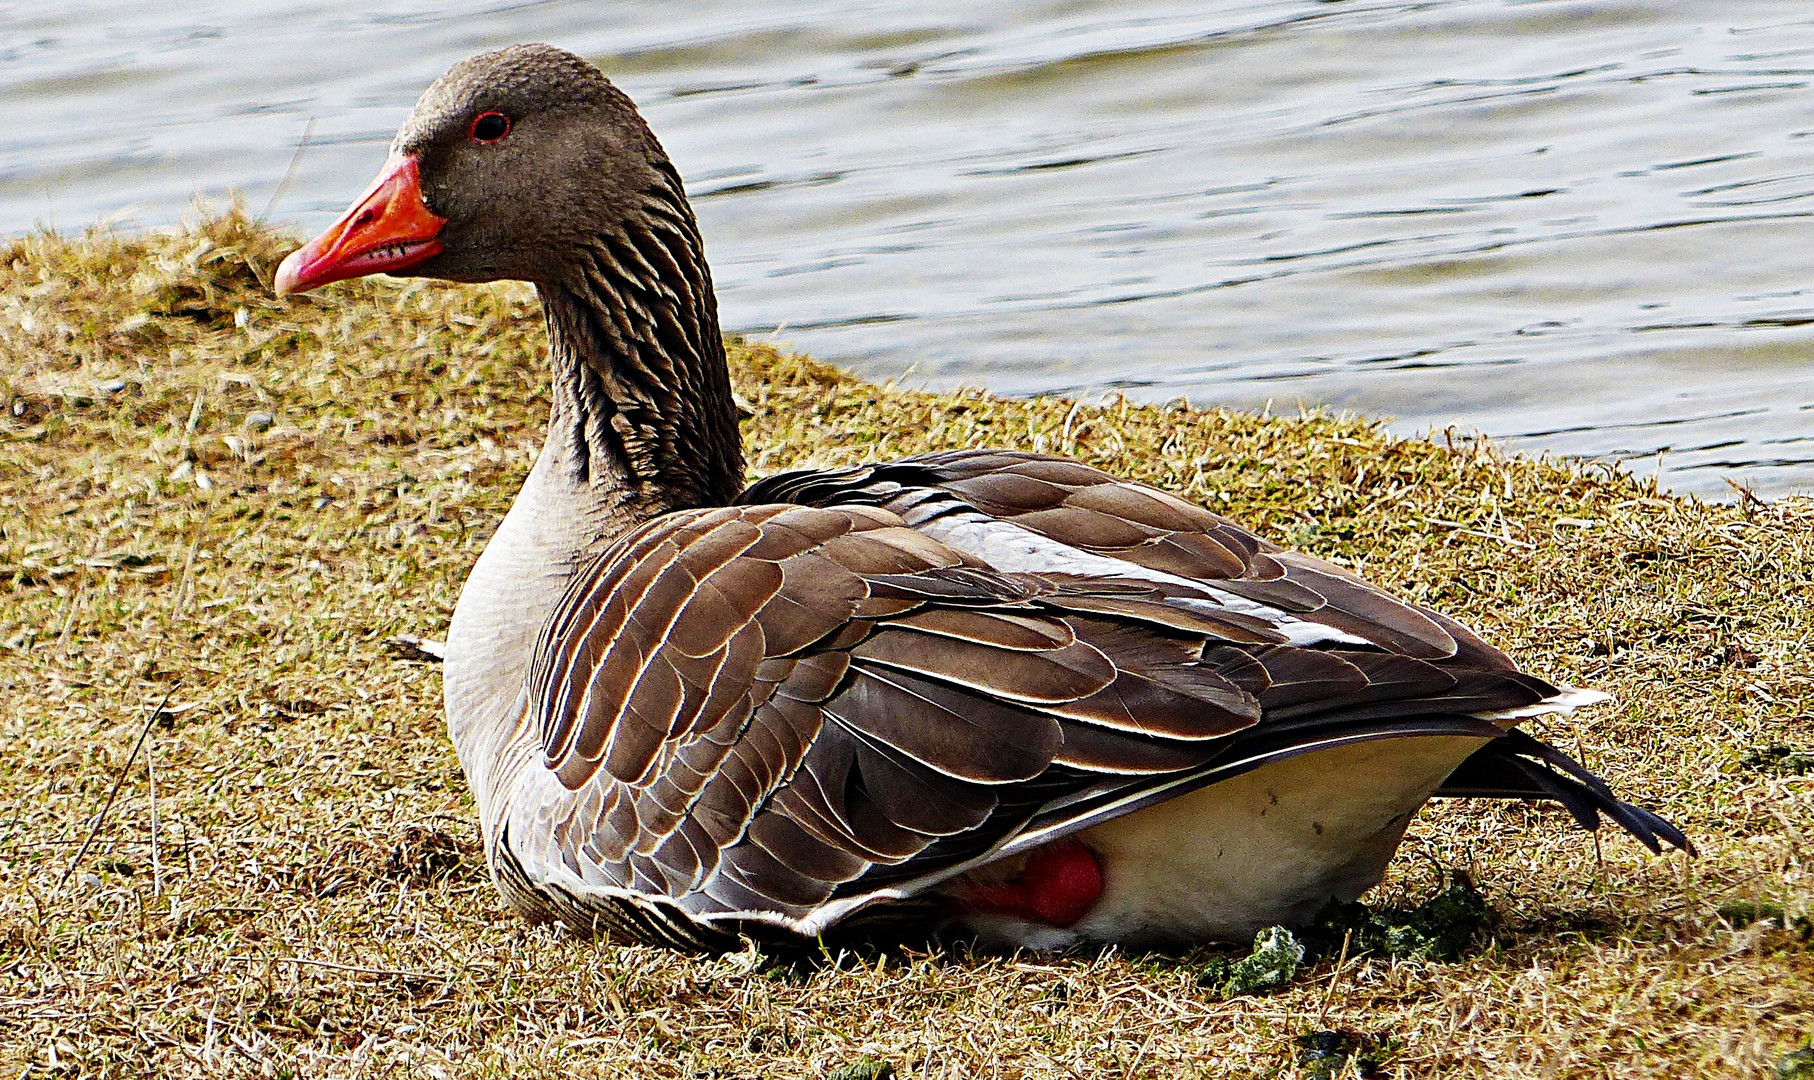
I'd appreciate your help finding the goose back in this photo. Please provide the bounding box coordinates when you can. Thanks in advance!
[480,450,1684,947]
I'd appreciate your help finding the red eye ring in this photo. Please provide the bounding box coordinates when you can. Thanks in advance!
[469,111,511,143]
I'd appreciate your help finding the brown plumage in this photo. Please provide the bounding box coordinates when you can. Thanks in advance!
[275,44,1687,953]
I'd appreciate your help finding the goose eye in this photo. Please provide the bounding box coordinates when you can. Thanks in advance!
[469,112,511,143]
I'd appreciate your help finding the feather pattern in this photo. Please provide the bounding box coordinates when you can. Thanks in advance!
[483,450,1688,948]
[292,46,1688,955]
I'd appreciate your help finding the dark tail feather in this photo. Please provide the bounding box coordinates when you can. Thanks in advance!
[1438,729,1693,856]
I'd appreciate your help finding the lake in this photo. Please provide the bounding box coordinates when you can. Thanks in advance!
[7,0,1813,498]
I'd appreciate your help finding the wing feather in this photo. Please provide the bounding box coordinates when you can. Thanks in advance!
[827,665,1061,782]
[850,626,1114,704]
[497,451,1683,948]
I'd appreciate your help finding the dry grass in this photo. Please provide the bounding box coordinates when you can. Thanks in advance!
[1,213,1810,1079]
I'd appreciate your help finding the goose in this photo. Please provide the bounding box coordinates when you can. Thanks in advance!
[274,44,1687,953]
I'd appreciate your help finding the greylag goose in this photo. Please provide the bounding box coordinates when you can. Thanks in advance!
[274,45,1687,953]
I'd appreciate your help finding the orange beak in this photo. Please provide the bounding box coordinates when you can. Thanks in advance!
[274,154,446,296]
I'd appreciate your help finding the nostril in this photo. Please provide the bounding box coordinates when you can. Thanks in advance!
[352,209,377,230]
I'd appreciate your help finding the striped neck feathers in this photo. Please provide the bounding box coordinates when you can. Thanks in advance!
[537,160,744,516]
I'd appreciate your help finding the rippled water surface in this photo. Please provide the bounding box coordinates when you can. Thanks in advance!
[8,1,1814,497]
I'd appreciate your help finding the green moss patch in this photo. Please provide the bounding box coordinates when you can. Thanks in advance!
[1304,883,1494,963]
[1196,926,1306,999]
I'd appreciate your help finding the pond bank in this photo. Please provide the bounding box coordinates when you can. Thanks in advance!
[0,215,1809,1078]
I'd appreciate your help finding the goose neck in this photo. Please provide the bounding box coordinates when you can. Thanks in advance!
[535,188,744,514]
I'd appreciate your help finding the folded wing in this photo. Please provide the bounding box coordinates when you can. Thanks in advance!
[502,451,1682,945]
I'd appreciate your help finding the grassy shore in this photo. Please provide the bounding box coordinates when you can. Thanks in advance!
[1,213,1809,1078]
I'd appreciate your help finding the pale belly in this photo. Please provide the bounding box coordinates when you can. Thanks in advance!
[950,734,1489,950]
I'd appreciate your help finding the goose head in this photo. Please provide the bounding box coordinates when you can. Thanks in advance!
[276,45,741,510]
[275,44,670,294]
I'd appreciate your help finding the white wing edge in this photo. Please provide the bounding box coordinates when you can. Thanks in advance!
[1469,684,1612,723]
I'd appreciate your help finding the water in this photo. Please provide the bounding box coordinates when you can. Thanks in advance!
[7,1,1813,498]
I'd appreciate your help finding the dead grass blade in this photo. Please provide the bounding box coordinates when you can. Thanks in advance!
[51,686,176,900]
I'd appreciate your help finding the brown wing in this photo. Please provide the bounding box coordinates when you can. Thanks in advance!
[742,449,1521,668]
[507,452,1681,945]
[741,452,1684,863]
[516,501,1270,932]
